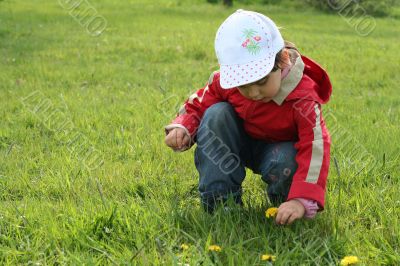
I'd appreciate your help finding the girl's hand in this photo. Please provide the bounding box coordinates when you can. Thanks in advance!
[275,199,305,225]
[165,128,191,151]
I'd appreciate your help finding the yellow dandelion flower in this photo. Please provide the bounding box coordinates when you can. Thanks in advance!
[265,207,278,218]
[180,243,189,250]
[340,256,359,266]
[208,245,222,252]
[261,254,276,261]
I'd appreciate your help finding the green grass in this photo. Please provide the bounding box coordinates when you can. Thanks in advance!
[1,0,399,265]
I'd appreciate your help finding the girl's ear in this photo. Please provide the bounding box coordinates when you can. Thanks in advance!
[278,49,291,69]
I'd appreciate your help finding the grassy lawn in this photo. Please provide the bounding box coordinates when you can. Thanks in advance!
[0,0,399,265]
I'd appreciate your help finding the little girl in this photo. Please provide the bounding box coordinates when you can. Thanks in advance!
[164,9,332,225]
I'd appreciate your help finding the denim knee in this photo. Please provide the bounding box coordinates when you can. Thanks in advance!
[200,102,236,131]
[258,142,298,204]
[259,142,297,179]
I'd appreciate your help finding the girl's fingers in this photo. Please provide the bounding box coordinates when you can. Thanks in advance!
[165,132,171,146]
[182,134,191,146]
[276,208,290,225]
[165,128,189,150]
[166,130,177,148]
[286,213,298,225]
[279,212,291,225]
[176,129,183,148]
[275,210,283,224]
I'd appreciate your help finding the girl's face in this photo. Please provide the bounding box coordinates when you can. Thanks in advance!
[237,70,282,103]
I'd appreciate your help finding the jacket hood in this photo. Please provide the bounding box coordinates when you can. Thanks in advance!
[285,55,332,104]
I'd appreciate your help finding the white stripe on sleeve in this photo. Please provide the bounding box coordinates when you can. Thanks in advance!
[188,85,209,104]
[305,104,324,184]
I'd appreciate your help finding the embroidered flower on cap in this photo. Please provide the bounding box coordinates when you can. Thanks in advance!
[241,29,262,55]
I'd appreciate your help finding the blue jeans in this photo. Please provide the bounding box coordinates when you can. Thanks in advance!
[194,102,298,213]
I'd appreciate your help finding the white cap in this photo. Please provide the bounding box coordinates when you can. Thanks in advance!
[215,9,284,89]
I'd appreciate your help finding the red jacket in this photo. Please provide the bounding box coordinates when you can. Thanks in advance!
[165,53,332,209]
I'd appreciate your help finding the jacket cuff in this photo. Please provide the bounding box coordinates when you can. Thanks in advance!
[287,181,325,210]
[293,198,319,219]
[164,123,190,137]
[168,114,200,137]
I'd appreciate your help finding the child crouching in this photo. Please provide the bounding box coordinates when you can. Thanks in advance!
[165,9,331,225]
